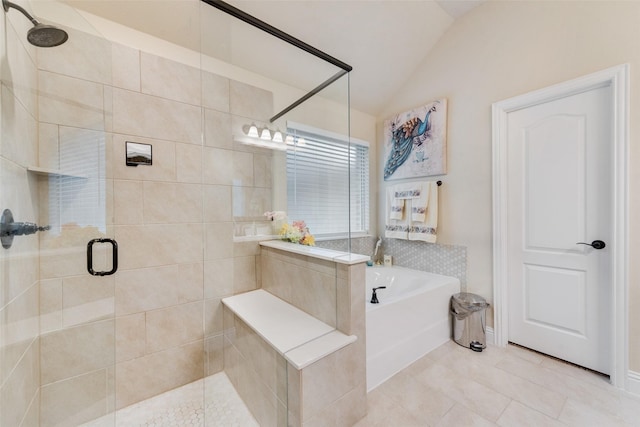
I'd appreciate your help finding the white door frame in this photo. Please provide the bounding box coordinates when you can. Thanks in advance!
[492,64,629,388]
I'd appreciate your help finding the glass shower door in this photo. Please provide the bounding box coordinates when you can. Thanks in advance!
[0,1,117,425]
[36,21,117,427]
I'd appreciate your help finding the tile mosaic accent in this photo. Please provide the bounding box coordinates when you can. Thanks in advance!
[80,373,258,427]
[317,237,467,288]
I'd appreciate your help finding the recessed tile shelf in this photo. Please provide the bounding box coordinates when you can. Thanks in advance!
[27,166,88,179]
[222,289,356,370]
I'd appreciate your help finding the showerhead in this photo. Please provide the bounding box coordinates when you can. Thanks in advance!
[3,0,68,47]
[27,23,68,47]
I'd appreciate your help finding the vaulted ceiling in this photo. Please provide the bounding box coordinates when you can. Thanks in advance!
[61,0,483,116]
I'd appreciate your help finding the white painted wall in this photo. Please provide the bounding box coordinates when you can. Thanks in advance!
[378,0,640,370]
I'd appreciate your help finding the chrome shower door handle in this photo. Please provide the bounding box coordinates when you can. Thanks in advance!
[87,238,118,276]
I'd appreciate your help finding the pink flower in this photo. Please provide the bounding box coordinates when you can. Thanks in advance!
[292,220,306,230]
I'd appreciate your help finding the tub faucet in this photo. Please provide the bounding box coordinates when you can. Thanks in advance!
[370,286,386,304]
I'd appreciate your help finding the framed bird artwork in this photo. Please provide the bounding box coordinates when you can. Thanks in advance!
[383,99,447,181]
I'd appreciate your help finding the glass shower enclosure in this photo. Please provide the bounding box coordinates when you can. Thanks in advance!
[0,0,353,425]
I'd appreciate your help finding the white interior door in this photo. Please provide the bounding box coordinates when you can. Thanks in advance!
[506,84,612,374]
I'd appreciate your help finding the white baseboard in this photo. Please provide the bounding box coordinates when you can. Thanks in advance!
[626,371,640,396]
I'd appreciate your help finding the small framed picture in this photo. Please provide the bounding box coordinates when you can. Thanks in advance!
[126,142,152,166]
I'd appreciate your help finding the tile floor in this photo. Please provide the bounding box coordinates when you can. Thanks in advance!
[81,373,258,427]
[357,340,640,426]
[82,340,640,426]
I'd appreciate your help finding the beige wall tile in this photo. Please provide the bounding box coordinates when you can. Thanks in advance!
[232,186,272,218]
[146,301,204,353]
[202,147,233,185]
[276,354,287,406]
[141,52,201,106]
[39,71,105,131]
[202,71,229,112]
[203,185,232,222]
[288,364,302,426]
[21,388,40,427]
[204,258,234,299]
[62,275,115,327]
[40,278,63,333]
[254,153,273,188]
[2,84,38,167]
[233,240,262,257]
[206,334,224,376]
[4,20,37,117]
[232,151,254,186]
[38,123,59,170]
[233,255,257,294]
[114,224,203,269]
[0,283,38,385]
[114,180,143,225]
[0,338,39,427]
[261,251,336,326]
[112,88,201,144]
[143,181,203,223]
[204,108,232,149]
[39,245,87,280]
[229,80,273,121]
[261,254,292,302]
[115,263,203,316]
[112,134,177,182]
[104,84,114,133]
[40,319,115,385]
[63,275,114,327]
[290,270,336,327]
[234,318,278,392]
[112,43,141,91]
[116,340,203,409]
[38,27,111,85]
[301,344,363,422]
[226,332,279,427]
[40,369,112,427]
[176,142,203,184]
[205,222,234,261]
[116,313,145,363]
[205,297,224,337]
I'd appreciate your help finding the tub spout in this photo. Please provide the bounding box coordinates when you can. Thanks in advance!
[370,286,386,304]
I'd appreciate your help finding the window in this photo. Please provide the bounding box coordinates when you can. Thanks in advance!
[286,122,369,238]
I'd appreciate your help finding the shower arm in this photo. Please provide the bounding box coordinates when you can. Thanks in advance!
[3,0,40,26]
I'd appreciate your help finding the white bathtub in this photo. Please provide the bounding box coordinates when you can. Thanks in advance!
[366,266,460,391]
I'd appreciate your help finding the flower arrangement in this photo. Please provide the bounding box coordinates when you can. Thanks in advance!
[279,220,315,246]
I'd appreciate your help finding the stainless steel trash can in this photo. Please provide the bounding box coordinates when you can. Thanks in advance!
[450,293,489,352]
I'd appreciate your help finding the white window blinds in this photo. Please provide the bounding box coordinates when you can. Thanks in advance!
[286,122,369,238]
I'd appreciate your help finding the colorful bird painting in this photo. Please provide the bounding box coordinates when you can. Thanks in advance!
[384,104,438,180]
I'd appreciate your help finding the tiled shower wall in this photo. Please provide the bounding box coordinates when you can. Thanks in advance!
[0,9,41,427]
[317,236,467,287]
[2,19,273,425]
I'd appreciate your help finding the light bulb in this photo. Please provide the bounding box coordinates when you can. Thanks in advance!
[247,125,259,138]
[272,130,284,143]
[260,128,272,140]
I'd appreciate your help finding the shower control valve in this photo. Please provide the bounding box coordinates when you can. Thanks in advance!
[1,209,50,249]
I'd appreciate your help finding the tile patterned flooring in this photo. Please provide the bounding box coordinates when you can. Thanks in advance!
[82,373,258,427]
[83,340,640,426]
[358,340,640,426]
